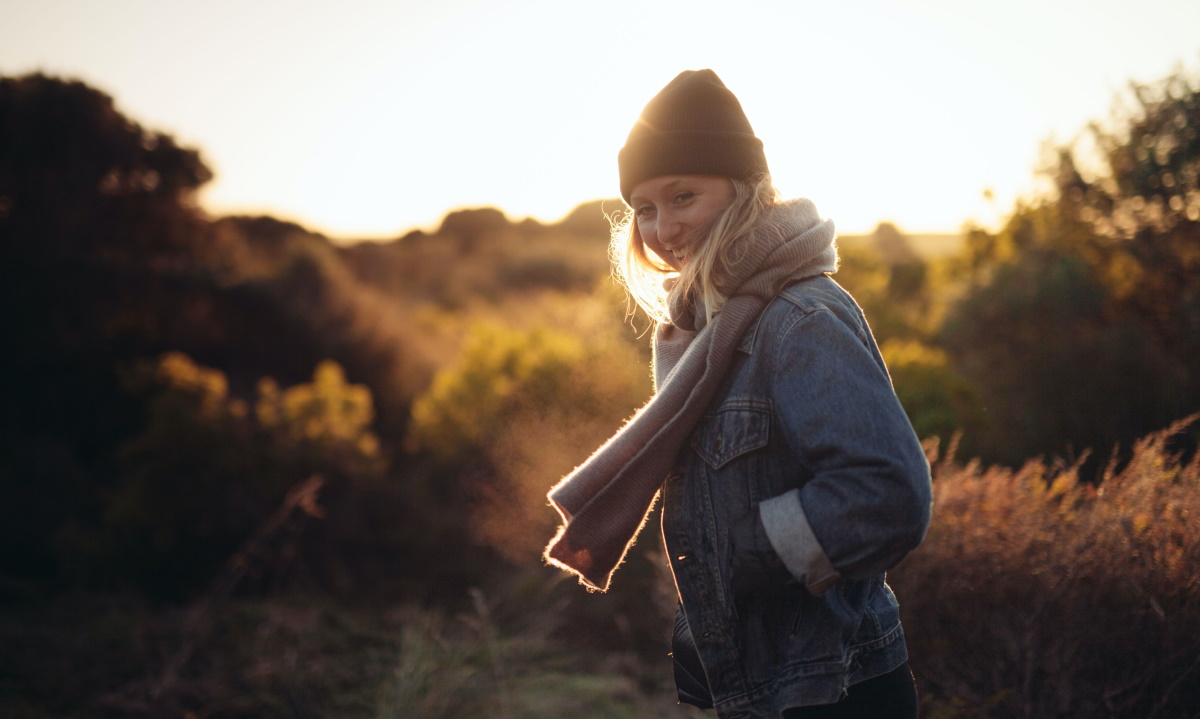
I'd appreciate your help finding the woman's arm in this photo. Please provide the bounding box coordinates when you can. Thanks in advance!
[757,304,932,594]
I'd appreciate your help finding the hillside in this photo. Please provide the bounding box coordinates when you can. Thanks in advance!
[838,230,963,260]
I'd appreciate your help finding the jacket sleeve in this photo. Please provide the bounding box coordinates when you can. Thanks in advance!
[757,305,932,595]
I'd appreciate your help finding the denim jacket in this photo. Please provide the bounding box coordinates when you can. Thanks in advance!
[660,275,932,718]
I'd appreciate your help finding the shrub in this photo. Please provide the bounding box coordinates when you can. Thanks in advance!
[89,353,383,596]
[406,299,653,566]
[880,338,986,446]
[891,417,1200,718]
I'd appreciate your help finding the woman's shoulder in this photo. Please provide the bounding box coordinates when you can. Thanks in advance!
[739,275,871,354]
[768,275,865,327]
[776,274,860,313]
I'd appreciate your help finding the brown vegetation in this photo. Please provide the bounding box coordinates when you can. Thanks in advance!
[893,418,1200,717]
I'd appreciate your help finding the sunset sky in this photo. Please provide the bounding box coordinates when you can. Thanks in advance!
[3,0,1199,239]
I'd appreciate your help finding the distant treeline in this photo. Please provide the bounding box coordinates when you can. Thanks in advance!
[1,69,1198,606]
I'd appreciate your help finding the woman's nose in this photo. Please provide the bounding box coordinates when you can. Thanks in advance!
[657,212,681,247]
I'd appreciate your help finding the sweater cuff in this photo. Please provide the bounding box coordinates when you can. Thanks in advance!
[759,489,841,596]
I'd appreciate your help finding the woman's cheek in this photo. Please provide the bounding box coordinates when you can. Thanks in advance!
[642,227,663,256]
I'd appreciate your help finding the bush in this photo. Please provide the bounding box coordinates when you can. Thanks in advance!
[406,298,653,566]
[407,322,585,464]
[941,247,1193,465]
[880,338,986,446]
[86,353,383,597]
[891,417,1200,718]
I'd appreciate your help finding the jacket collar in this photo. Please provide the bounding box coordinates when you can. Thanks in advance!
[737,310,766,354]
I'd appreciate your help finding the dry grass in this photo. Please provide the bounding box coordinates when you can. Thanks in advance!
[892,416,1200,718]
[5,417,1197,718]
[0,586,703,719]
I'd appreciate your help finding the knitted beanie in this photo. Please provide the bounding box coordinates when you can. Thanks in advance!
[618,69,769,203]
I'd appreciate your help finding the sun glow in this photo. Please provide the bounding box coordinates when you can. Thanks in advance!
[3,0,1198,239]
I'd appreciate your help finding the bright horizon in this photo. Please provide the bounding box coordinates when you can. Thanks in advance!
[4,0,1199,240]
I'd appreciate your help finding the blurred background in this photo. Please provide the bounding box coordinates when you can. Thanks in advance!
[1,1,1199,717]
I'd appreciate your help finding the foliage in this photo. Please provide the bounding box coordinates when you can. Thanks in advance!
[0,73,223,584]
[940,68,1200,465]
[941,244,1192,464]
[1054,70,1200,345]
[87,352,382,597]
[337,208,610,307]
[879,338,986,445]
[407,291,653,565]
[408,322,584,463]
[891,418,1200,718]
[835,234,924,344]
[255,360,381,460]
[0,73,616,592]
[0,73,212,265]
[438,206,510,246]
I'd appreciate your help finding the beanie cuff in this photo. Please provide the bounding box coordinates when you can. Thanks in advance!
[619,131,768,203]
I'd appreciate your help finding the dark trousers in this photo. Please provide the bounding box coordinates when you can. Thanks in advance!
[781,662,918,719]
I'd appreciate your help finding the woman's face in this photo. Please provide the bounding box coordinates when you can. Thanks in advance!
[630,175,736,271]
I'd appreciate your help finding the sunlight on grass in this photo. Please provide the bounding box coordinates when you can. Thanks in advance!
[892,416,1200,717]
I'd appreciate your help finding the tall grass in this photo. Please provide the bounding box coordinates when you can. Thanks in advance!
[375,588,701,719]
[18,587,701,718]
[892,416,1200,718]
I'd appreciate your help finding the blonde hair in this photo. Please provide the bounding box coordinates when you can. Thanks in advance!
[609,174,781,326]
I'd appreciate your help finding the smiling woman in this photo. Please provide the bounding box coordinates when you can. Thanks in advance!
[545,69,931,718]
[629,175,736,270]
[617,174,778,328]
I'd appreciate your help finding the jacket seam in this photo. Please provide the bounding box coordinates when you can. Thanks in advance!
[766,306,839,477]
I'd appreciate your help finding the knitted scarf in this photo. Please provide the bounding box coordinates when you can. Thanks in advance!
[544,198,837,591]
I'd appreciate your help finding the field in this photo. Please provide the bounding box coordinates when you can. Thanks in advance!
[3,419,1197,718]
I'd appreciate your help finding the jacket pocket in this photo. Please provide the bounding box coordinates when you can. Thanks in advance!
[690,400,771,470]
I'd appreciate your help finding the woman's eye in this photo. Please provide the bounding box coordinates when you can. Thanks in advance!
[673,191,695,203]
[635,205,654,219]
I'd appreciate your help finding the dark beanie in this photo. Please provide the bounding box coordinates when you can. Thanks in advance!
[618,69,769,203]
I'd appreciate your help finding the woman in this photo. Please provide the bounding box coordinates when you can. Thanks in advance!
[546,69,931,718]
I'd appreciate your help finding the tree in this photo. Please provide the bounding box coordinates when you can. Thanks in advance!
[0,73,212,264]
[940,67,1200,465]
[0,75,393,588]
[1051,69,1200,351]
[941,245,1190,465]
[0,75,218,581]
